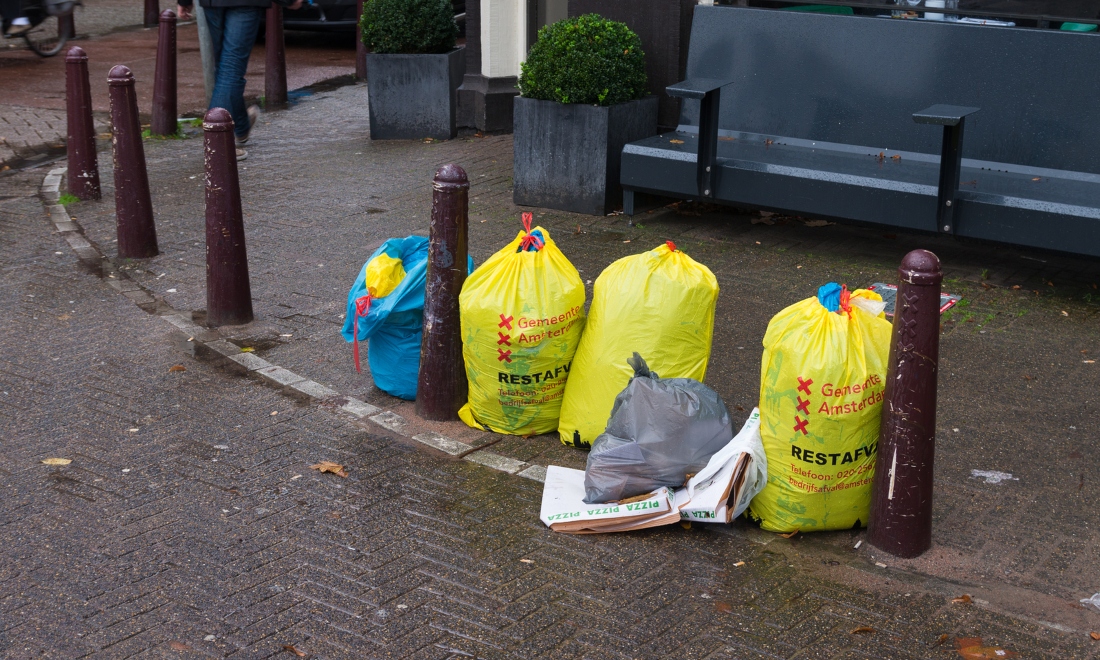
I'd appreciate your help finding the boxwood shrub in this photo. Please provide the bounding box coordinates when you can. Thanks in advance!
[360,0,457,55]
[519,14,647,106]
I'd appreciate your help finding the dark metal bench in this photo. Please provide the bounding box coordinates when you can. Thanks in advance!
[620,6,1100,257]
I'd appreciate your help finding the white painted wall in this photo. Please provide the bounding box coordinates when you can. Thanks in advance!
[481,0,528,78]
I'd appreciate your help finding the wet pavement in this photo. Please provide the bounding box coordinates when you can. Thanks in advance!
[2,74,1100,656]
[0,0,356,167]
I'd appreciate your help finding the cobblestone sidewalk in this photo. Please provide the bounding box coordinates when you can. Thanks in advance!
[2,164,1096,659]
[0,105,73,170]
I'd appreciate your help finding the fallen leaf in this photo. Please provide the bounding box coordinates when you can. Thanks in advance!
[519,558,534,564]
[779,530,799,538]
[329,511,341,519]
[850,626,875,634]
[310,461,348,478]
[952,594,973,604]
[57,314,71,321]
[891,154,901,161]
[680,521,692,530]
[169,365,186,372]
[282,645,307,657]
[1090,632,1100,641]
[169,641,193,651]
[1022,375,1032,381]
[240,347,255,353]
[803,219,834,227]
[1047,281,1055,286]
[935,634,950,646]
[715,601,733,613]
[41,458,72,465]
[669,139,684,144]
[1011,285,1020,290]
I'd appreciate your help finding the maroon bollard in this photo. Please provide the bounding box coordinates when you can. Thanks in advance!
[355,0,366,81]
[264,5,288,107]
[151,10,178,136]
[108,65,158,258]
[415,164,470,420]
[65,47,100,201]
[204,107,254,327]
[143,0,159,28]
[868,249,944,558]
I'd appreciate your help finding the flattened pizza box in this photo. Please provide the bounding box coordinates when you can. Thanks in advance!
[540,466,677,534]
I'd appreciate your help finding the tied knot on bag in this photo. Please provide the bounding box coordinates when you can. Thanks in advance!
[816,282,852,317]
[666,240,677,252]
[519,212,545,252]
[352,294,372,373]
[837,284,852,318]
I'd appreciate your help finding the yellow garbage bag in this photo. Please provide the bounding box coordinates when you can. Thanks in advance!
[458,214,585,435]
[748,283,892,533]
[558,241,718,448]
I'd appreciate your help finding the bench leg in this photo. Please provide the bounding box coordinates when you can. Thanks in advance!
[623,189,635,216]
[697,89,721,199]
[936,121,965,234]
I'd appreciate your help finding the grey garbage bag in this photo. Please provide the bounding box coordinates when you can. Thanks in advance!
[583,353,734,504]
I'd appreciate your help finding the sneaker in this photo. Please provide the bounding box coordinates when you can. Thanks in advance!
[236,147,248,162]
[6,18,31,36]
[236,105,260,145]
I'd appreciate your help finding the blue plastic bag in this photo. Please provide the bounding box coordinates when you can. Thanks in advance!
[341,236,473,400]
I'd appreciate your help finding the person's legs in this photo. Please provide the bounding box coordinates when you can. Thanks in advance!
[208,6,261,140]
[203,5,226,68]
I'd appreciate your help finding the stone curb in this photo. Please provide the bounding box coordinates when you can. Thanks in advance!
[38,167,548,484]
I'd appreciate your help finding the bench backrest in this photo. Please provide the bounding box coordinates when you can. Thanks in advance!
[681,7,1100,174]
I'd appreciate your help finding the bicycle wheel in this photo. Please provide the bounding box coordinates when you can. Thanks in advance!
[23,14,68,57]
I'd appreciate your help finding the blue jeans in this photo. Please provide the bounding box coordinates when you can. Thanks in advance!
[204,6,262,139]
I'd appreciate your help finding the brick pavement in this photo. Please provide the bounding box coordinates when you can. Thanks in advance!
[0,104,109,171]
[2,166,1097,659]
[56,82,1100,638]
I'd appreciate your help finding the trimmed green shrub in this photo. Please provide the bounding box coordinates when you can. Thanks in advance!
[360,0,457,55]
[519,14,647,106]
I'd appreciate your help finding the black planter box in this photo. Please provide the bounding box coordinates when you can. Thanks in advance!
[366,47,465,140]
[513,96,658,215]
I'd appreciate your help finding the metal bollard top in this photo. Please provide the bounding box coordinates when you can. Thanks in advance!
[898,249,943,286]
[160,9,177,21]
[107,65,134,85]
[433,163,469,191]
[203,107,234,132]
[65,46,87,62]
